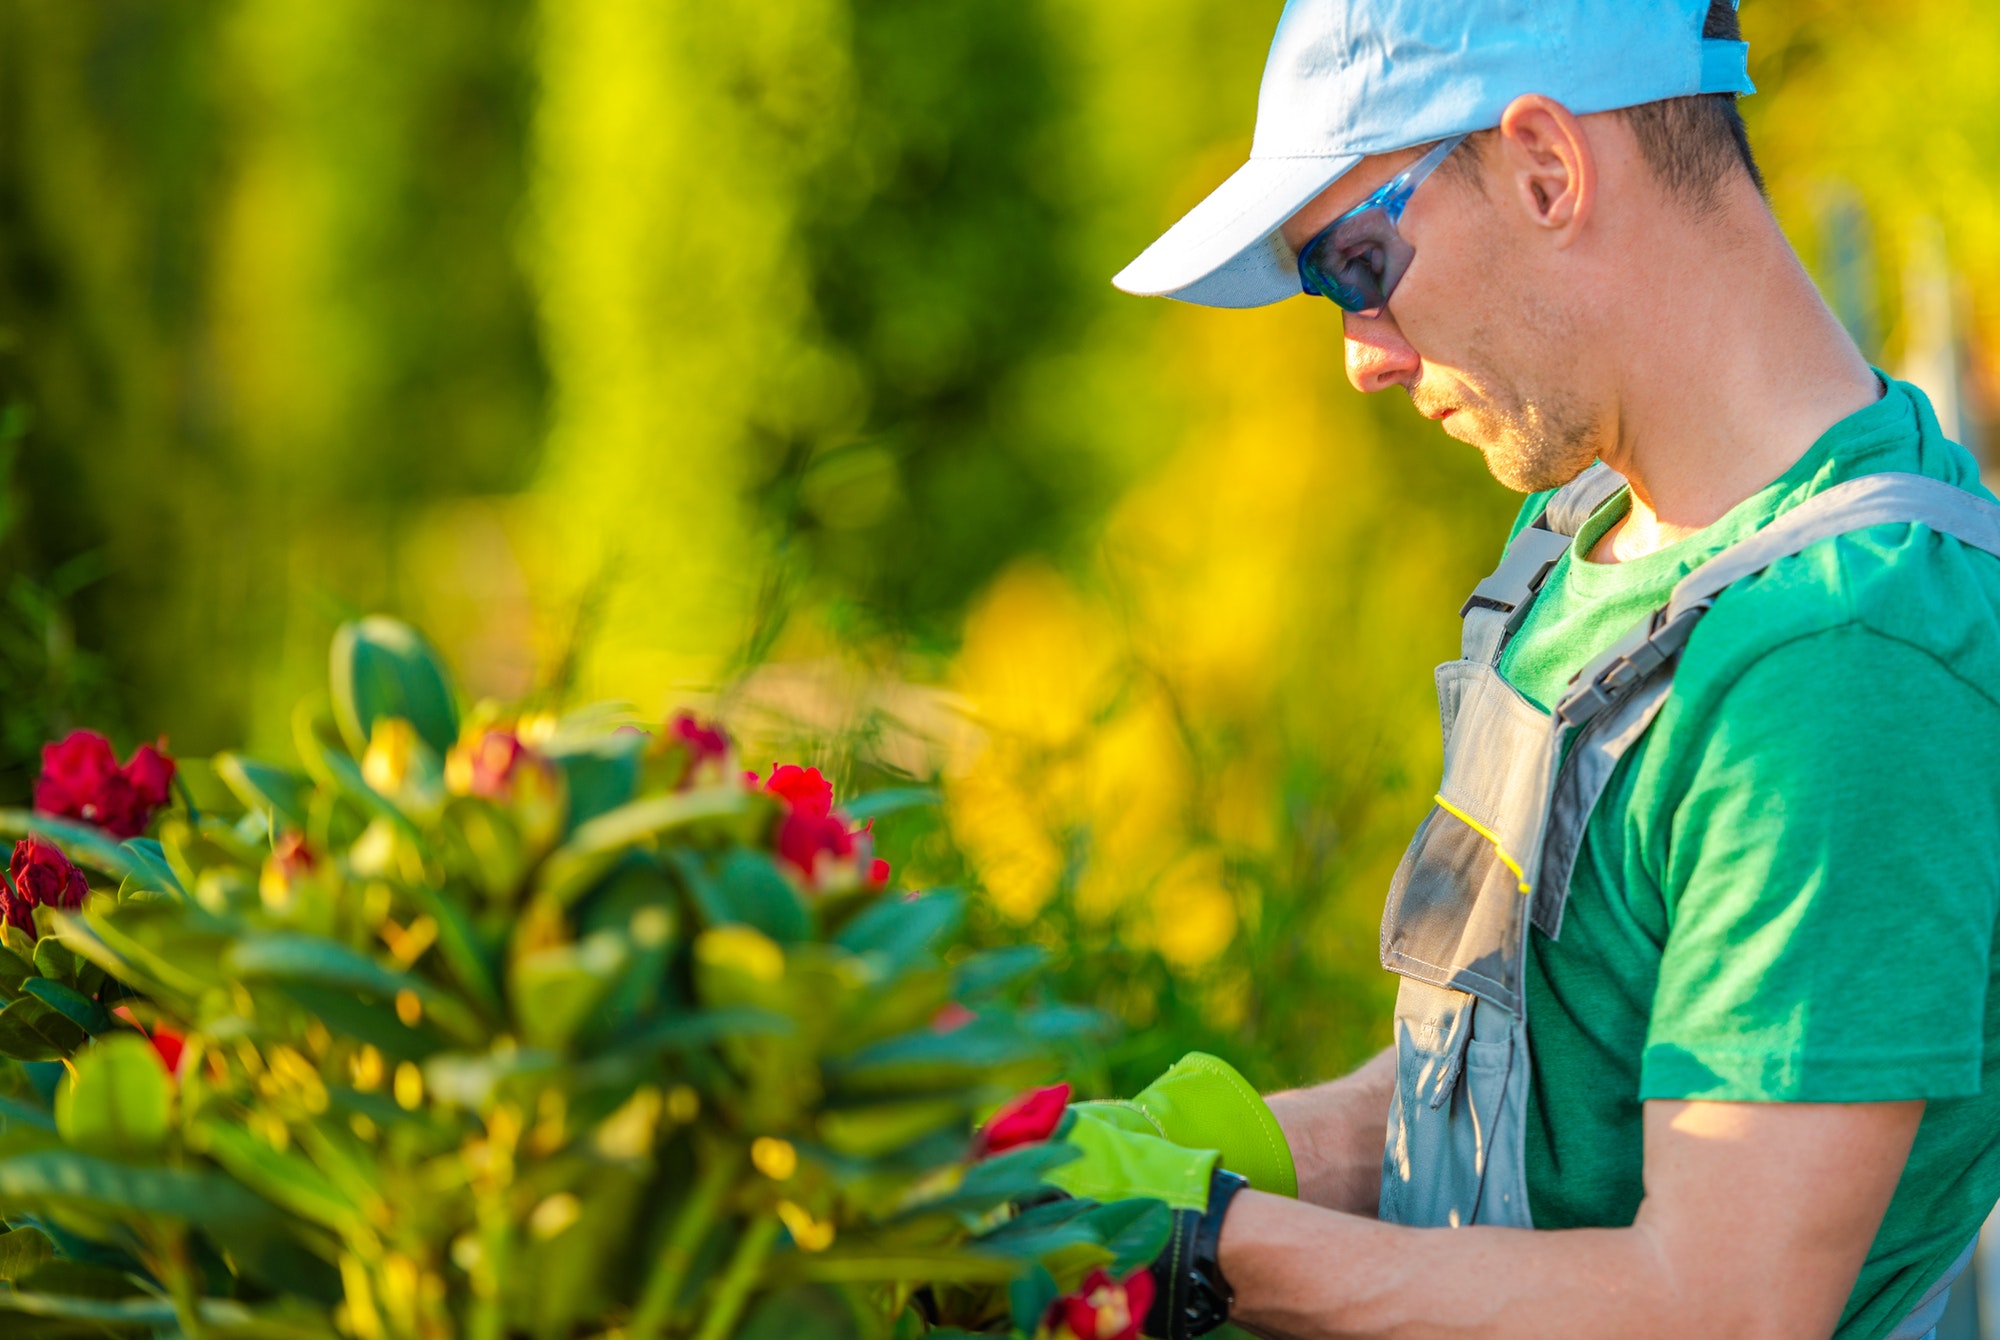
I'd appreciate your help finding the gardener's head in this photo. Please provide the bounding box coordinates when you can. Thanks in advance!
[1115,0,1767,491]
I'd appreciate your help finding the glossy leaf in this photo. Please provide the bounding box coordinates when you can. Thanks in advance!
[21,979,113,1036]
[213,753,312,834]
[0,1225,55,1281]
[834,891,962,977]
[329,617,459,757]
[0,997,87,1062]
[191,1117,365,1237]
[55,1035,170,1162]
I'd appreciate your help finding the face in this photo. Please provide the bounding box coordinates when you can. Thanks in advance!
[1282,140,1602,493]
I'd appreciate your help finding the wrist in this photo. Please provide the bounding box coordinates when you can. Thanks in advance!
[1147,1167,1250,1339]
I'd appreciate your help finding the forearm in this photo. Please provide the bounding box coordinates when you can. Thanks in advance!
[1263,1046,1395,1215]
[1219,1193,1683,1340]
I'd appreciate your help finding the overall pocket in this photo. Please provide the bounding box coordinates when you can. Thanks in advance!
[1380,979,1525,1228]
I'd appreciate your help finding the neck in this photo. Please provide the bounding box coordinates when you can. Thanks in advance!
[1586,182,1880,564]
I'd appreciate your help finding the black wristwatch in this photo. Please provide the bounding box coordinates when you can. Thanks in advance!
[1147,1168,1250,1339]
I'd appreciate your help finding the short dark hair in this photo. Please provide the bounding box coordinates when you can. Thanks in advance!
[1444,0,1764,212]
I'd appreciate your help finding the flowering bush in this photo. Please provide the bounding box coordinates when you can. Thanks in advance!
[0,617,1172,1339]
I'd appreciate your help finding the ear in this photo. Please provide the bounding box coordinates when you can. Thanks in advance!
[1494,94,1595,244]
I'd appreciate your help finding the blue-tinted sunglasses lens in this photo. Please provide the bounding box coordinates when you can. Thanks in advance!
[1298,206,1416,315]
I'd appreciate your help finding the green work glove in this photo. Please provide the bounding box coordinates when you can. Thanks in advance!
[1079,1052,1297,1198]
[1043,1104,1221,1209]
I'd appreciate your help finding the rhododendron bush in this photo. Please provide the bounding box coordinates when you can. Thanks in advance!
[0,618,1175,1339]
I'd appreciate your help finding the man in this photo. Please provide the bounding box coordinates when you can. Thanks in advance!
[1074,1,2000,1337]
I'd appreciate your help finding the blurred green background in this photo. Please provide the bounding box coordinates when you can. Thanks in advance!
[0,0,1994,1093]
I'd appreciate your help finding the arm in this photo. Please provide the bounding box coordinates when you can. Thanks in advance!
[1219,1096,1922,1340]
[1262,1047,1396,1215]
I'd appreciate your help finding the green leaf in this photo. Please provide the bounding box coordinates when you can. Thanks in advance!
[0,1148,288,1232]
[816,1098,965,1158]
[833,891,962,977]
[1008,1261,1059,1336]
[0,997,88,1061]
[0,1093,58,1133]
[113,838,185,899]
[0,1224,55,1281]
[780,1250,1022,1285]
[0,1290,337,1337]
[713,850,810,942]
[544,735,642,830]
[55,1035,170,1162]
[0,941,36,991]
[904,1142,1082,1219]
[213,754,312,834]
[737,1284,861,1340]
[831,1020,1048,1093]
[272,983,444,1063]
[953,946,1048,1001]
[15,1259,144,1298]
[21,978,113,1035]
[190,1117,365,1237]
[510,930,630,1050]
[329,617,459,757]
[537,786,750,906]
[31,937,76,985]
[1081,1198,1175,1275]
[836,787,940,822]
[225,933,483,1044]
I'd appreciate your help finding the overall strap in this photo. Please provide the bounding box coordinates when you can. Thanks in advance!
[1556,473,2000,729]
[1535,472,2000,939]
[1460,462,1627,665]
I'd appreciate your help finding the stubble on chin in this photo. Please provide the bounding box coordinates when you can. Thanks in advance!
[1478,400,1600,493]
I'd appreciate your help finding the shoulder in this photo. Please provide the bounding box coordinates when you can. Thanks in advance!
[1678,519,2000,721]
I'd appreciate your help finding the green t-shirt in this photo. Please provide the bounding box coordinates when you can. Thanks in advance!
[1495,378,2000,1339]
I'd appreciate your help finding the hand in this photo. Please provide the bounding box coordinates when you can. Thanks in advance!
[1079,1051,1298,1198]
[1042,1106,1251,1339]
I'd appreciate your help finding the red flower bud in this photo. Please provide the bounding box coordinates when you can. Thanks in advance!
[1053,1268,1154,1340]
[868,856,891,888]
[33,731,176,839]
[4,838,88,938]
[975,1082,1071,1156]
[670,712,730,765]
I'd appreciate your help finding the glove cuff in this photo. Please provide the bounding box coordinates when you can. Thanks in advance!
[1134,1052,1298,1198]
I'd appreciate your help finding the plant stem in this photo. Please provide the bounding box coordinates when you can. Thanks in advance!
[628,1144,740,1340]
[688,1212,781,1340]
[162,1228,209,1340]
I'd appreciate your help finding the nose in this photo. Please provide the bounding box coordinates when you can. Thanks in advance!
[1343,309,1421,394]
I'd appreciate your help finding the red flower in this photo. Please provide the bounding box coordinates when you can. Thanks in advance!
[272,831,315,878]
[4,838,88,937]
[1052,1268,1154,1340]
[868,856,891,887]
[975,1082,1071,1156]
[931,1002,976,1034]
[759,764,834,818]
[460,730,527,800]
[775,808,856,883]
[34,731,176,839]
[670,713,730,766]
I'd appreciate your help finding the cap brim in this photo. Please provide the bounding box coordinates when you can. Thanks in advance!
[1112,153,1362,309]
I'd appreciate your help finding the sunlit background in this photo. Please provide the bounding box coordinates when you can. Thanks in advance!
[1,0,1994,1190]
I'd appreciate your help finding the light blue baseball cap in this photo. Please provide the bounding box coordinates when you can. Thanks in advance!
[1113,0,1754,308]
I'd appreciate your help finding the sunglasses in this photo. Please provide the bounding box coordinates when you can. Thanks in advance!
[1297,134,1467,316]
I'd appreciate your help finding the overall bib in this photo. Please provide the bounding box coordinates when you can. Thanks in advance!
[1378,465,2000,1338]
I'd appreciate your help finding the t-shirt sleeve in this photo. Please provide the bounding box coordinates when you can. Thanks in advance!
[1640,623,2000,1103]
